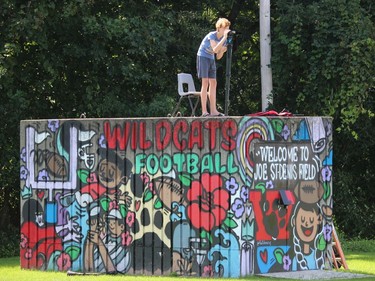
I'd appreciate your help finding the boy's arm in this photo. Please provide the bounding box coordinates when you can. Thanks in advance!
[216,46,227,60]
[211,30,230,59]
[211,37,227,54]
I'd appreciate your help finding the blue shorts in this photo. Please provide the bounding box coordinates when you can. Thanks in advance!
[197,56,216,79]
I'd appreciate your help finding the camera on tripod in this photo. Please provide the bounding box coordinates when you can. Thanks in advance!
[227,30,236,45]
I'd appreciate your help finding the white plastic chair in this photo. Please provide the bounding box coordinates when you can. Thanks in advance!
[170,73,201,117]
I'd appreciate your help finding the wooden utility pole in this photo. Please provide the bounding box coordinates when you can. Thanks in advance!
[260,0,273,111]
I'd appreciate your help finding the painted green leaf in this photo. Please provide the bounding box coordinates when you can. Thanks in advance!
[179,173,193,187]
[65,245,81,261]
[77,169,89,184]
[143,188,153,203]
[100,197,110,211]
[223,217,238,229]
[206,232,213,244]
[317,234,327,251]
[323,182,331,200]
[272,119,284,134]
[227,212,234,219]
[154,198,163,209]
[255,182,266,194]
[273,248,284,264]
[119,204,128,218]
[200,230,213,245]
[221,224,229,233]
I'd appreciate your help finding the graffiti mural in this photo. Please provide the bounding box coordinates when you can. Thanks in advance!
[20,116,333,276]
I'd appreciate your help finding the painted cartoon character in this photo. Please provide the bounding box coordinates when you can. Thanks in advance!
[83,202,102,272]
[291,202,324,270]
[20,199,63,270]
[76,148,133,207]
[85,206,131,273]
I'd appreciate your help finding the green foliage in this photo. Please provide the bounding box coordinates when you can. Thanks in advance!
[272,0,375,239]
[0,225,19,258]
[343,239,375,253]
[272,0,375,117]
[1,0,179,120]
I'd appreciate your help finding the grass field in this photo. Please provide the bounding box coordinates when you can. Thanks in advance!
[0,250,374,281]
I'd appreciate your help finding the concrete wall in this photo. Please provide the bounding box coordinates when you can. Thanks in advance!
[20,116,333,277]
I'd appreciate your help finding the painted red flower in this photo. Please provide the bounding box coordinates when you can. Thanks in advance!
[203,265,214,277]
[121,231,133,246]
[25,248,32,259]
[186,173,230,232]
[109,200,119,211]
[126,211,135,228]
[56,252,71,271]
[20,234,28,249]
[87,172,98,183]
[140,172,155,195]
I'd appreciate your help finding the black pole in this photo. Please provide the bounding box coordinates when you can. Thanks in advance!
[224,38,233,116]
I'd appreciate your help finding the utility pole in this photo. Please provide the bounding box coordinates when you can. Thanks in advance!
[260,0,273,111]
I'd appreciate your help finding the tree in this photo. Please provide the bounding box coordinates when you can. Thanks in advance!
[0,0,259,234]
[271,0,375,238]
[0,0,188,230]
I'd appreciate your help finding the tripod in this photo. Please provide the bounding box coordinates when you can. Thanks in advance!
[224,35,234,116]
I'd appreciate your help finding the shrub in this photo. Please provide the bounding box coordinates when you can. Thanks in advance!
[343,239,375,253]
[0,225,19,258]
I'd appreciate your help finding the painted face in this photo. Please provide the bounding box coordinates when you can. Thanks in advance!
[107,219,124,237]
[98,159,123,189]
[35,212,45,227]
[295,207,321,243]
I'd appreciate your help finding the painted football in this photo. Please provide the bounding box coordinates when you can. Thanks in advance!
[293,180,324,204]
[152,176,183,211]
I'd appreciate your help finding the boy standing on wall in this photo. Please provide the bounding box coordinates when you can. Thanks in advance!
[197,18,231,117]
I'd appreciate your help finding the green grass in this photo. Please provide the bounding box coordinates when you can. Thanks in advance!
[1,239,374,281]
[0,252,374,281]
[344,251,375,275]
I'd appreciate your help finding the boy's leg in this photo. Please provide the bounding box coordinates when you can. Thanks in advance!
[208,78,218,114]
[200,78,209,114]
[197,56,211,115]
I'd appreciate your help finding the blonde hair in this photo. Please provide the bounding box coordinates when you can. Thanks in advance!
[215,18,231,31]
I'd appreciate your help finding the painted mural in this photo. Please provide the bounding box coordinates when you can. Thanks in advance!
[20,116,333,277]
